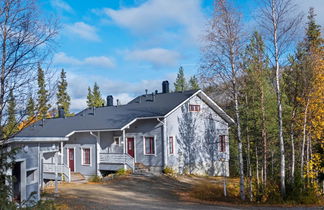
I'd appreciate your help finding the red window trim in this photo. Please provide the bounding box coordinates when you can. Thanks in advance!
[83,148,91,165]
[145,137,155,155]
[219,135,225,152]
[169,136,174,154]
[189,104,201,112]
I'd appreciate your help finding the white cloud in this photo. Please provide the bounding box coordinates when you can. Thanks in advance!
[51,0,74,13]
[53,52,115,69]
[125,48,180,67]
[104,0,205,41]
[65,22,100,41]
[66,72,177,112]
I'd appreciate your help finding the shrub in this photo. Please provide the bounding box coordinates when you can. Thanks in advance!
[88,175,102,182]
[163,167,176,175]
[116,168,132,176]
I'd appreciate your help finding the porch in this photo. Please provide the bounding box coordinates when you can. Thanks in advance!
[99,153,135,171]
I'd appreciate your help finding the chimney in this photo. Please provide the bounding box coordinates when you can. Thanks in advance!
[116,99,120,106]
[107,95,113,106]
[58,107,65,118]
[162,81,169,93]
[155,90,158,94]
[145,89,148,97]
[151,92,155,102]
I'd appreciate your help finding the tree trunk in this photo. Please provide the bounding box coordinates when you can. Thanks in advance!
[247,127,253,201]
[290,109,296,181]
[256,145,260,188]
[271,0,285,196]
[261,86,267,186]
[301,99,310,177]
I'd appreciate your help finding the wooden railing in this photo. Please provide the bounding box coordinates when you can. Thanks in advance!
[100,153,135,170]
[43,163,71,182]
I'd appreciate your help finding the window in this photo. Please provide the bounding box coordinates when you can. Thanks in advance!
[114,137,120,145]
[82,148,91,165]
[169,136,174,154]
[189,104,201,112]
[219,135,225,152]
[144,137,155,155]
[27,170,36,184]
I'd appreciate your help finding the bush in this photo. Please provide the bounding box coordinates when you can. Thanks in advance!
[88,175,102,182]
[116,168,132,176]
[163,167,176,175]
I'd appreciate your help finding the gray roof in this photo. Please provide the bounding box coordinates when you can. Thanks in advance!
[16,90,199,138]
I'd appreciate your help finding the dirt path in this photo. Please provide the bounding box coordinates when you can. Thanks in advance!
[48,175,321,210]
[51,175,238,210]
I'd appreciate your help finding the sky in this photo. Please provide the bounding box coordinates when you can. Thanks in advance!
[39,0,324,112]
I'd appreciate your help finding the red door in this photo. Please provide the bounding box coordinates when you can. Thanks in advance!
[68,148,74,172]
[127,138,135,158]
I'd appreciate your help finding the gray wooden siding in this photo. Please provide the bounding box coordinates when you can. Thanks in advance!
[63,132,97,176]
[166,95,230,176]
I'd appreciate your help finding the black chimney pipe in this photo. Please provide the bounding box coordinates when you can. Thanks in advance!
[107,95,113,106]
[58,107,65,118]
[162,81,169,93]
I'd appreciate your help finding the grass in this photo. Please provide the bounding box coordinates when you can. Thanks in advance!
[87,175,102,182]
[116,168,132,176]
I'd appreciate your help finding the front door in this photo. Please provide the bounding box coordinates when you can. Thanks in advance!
[127,138,135,158]
[68,148,74,172]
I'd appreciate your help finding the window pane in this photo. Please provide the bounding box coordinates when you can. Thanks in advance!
[83,149,90,164]
[169,137,174,154]
[145,137,154,154]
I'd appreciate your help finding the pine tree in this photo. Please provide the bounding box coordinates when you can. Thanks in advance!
[86,87,93,108]
[189,76,200,90]
[37,65,50,118]
[56,69,71,114]
[26,96,35,119]
[92,82,105,107]
[4,90,18,137]
[174,66,187,91]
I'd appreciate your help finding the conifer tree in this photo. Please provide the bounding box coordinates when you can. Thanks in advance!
[92,82,105,107]
[56,69,71,114]
[4,90,17,137]
[189,76,200,90]
[174,66,187,91]
[37,65,50,119]
[26,96,35,119]
[86,86,93,108]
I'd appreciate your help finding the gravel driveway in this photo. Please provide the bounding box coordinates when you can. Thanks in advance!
[50,175,321,210]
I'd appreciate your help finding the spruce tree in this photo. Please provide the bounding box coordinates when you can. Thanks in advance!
[26,96,35,119]
[174,66,187,91]
[4,90,18,137]
[37,65,50,119]
[92,82,105,107]
[86,86,93,108]
[189,76,200,90]
[56,69,71,114]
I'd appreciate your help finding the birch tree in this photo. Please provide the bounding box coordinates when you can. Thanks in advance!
[200,0,245,200]
[258,0,302,195]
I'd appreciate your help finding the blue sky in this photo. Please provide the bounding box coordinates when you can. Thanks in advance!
[39,0,324,112]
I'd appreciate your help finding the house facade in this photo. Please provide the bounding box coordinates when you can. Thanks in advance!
[7,81,234,204]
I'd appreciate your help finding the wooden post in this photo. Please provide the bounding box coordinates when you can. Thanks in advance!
[54,152,58,196]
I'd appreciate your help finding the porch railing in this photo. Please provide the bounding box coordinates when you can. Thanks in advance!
[100,153,135,170]
[43,163,71,182]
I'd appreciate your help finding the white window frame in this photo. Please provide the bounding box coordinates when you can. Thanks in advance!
[81,147,92,166]
[188,104,201,112]
[26,168,37,185]
[168,136,175,155]
[113,136,121,145]
[143,136,156,156]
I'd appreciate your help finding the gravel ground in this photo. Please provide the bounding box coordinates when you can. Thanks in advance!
[49,175,323,210]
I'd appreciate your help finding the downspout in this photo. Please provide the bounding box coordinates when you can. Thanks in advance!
[157,118,167,168]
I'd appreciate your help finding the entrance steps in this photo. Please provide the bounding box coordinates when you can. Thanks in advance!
[71,172,86,182]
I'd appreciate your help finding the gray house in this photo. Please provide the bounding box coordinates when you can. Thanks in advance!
[7,81,234,204]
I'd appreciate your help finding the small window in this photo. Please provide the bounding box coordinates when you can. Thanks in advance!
[114,137,120,145]
[27,170,35,184]
[169,136,174,154]
[189,104,200,112]
[144,137,155,155]
[82,148,91,165]
[219,135,225,152]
